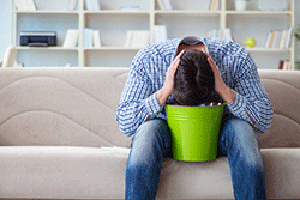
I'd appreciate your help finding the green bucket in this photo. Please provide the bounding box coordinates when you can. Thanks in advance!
[166,103,225,162]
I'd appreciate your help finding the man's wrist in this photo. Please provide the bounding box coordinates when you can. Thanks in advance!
[157,87,171,105]
[219,85,235,104]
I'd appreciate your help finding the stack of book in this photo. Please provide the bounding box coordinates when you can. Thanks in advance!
[83,29,102,48]
[156,0,172,11]
[265,27,293,49]
[85,0,101,11]
[278,60,293,71]
[125,30,150,48]
[154,25,168,43]
[15,0,37,11]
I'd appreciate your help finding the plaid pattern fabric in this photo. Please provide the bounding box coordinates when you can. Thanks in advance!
[116,37,273,137]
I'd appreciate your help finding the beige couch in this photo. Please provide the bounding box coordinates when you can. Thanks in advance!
[0,67,299,200]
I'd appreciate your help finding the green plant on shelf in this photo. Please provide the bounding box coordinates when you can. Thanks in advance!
[295,26,300,42]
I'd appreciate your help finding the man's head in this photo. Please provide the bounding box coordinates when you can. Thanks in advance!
[176,36,207,56]
[173,49,215,105]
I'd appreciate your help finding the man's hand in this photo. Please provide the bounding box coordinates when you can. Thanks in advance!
[157,50,185,105]
[206,54,235,104]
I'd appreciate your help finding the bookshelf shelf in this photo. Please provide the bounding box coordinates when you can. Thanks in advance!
[85,47,142,50]
[13,11,79,14]
[11,0,296,70]
[16,47,79,50]
[226,11,293,15]
[245,47,293,52]
[84,11,150,14]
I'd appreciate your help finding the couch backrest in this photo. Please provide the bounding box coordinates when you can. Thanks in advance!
[0,68,299,149]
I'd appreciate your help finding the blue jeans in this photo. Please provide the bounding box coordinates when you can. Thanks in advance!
[125,117,266,200]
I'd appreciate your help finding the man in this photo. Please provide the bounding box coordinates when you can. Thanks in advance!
[116,36,273,200]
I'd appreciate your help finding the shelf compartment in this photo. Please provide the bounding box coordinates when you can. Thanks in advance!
[85,13,150,47]
[90,0,150,11]
[85,49,138,68]
[15,13,78,47]
[155,13,221,39]
[17,49,78,67]
[155,0,221,11]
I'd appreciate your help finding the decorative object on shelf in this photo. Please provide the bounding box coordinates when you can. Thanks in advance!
[119,5,139,11]
[258,0,288,11]
[295,61,300,71]
[245,37,256,48]
[234,0,249,11]
[15,0,37,11]
[295,26,300,42]
[85,0,101,11]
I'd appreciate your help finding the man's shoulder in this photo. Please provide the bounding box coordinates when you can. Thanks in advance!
[204,37,247,57]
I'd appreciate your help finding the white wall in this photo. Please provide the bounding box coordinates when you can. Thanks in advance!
[0,0,299,68]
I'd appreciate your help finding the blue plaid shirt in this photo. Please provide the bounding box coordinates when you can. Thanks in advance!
[116,37,273,137]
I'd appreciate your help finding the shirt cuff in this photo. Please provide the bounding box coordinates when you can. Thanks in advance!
[144,92,163,117]
[226,91,247,117]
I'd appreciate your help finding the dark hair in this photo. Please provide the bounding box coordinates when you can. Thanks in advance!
[173,49,215,105]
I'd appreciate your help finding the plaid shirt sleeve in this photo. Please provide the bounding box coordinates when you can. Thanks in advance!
[116,52,163,137]
[226,49,273,133]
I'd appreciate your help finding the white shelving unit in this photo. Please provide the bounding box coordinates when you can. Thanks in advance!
[11,0,295,70]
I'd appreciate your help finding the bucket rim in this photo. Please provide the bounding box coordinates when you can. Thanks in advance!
[166,102,226,107]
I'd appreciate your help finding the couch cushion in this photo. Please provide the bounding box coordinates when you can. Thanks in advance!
[1,146,300,199]
[0,68,132,147]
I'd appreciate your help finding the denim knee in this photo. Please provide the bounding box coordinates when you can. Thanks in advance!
[220,117,263,167]
[128,120,171,167]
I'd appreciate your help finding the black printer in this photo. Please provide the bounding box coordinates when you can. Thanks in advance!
[20,31,57,47]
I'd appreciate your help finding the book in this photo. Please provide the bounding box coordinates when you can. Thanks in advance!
[64,29,79,48]
[125,31,133,47]
[279,29,288,49]
[161,0,172,10]
[156,0,164,10]
[125,30,150,48]
[93,30,101,48]
[279,60,293,71]
[154,25,167,43]
[285,26,293,49]
[209,0,218,11]
[85,0,100,11]
[223,28,233,41]
[28,0,37,11]
[83,28,93,48]
[15,0,27,11]
[67,0,78,11]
